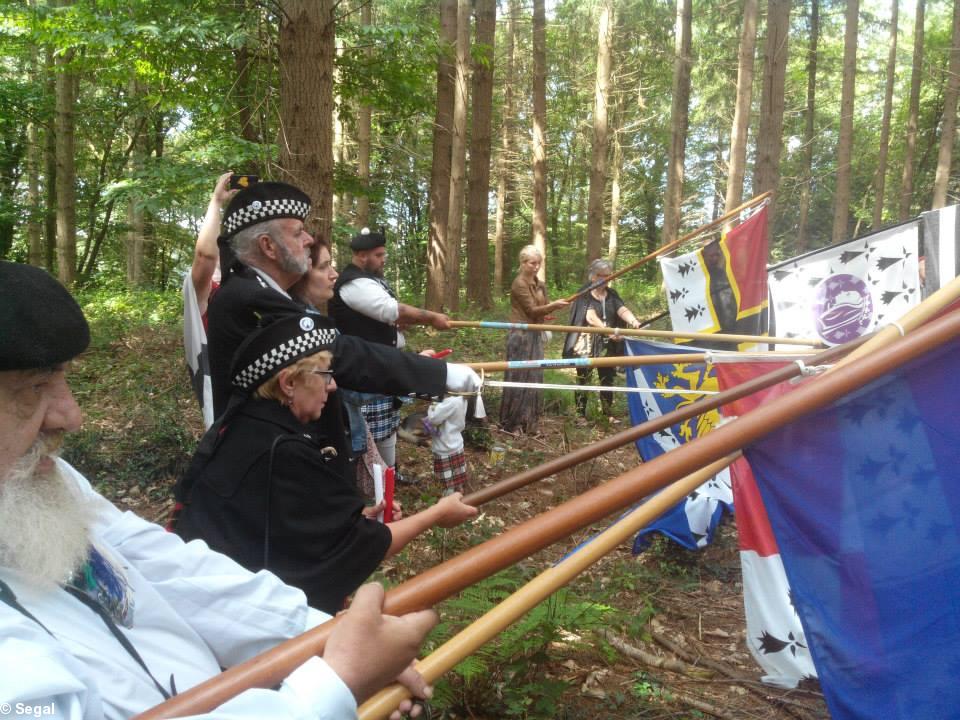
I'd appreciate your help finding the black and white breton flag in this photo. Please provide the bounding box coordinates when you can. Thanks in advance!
[920,204,960,299]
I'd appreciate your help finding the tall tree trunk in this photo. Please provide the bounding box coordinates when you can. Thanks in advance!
[531,0,548,281]
[796,0,819,252]
[932,0,960,209]
[425,0,457,310]
[126,81,146,287]
[493,0,518,298]
[332,35,346,229]
[724,0,758,221]
[585,0,613,262]
[445,0,470,311]
[831,0,859,242]
[355,1,373,228]
[663,0,693,244]
[278,0,335,244]
[43,47,57,271]
[466,0,495,308]
[872,0,898,229]
[899,0,925,220]
[753,0,791,233]
[26,35,43,268]
[53,16,77,286]
[607,128,622,264]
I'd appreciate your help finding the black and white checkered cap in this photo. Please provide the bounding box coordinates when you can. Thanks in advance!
[222,182,312,238]
[231,314,339,391]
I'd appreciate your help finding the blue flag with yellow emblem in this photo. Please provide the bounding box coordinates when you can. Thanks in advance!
[624,339,733,552]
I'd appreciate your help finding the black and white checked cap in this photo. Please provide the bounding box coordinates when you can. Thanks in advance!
[230,314,339,391]
[222,182,312,238]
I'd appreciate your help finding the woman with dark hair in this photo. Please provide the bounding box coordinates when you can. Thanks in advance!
[173,313,477,614]
[499,245,569,434]
[562,258,641,419]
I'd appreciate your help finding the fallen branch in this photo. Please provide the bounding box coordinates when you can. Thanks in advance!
[601,629,711,677]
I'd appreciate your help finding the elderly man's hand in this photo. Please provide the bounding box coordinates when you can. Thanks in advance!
[323,583,438,705]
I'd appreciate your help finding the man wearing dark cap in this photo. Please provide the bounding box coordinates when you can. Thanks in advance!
[0,260,437,719]
[206,182,480,440]
[328,228,452,478]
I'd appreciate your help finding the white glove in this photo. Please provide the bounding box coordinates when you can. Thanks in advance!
[445,363,482,393]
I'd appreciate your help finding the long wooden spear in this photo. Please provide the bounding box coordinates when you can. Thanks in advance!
[461,335,864,507]
[463,350,815,373]
[358,455,739,720]
[449,319,820,347]
[561,191,772,302]
[134,308,960,720]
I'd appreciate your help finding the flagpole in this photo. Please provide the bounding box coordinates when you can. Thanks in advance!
[561,191,772,303]
[463,350,816,373]
[461,335,866,507]
[133,310,960,720]
[449,319,821,347]
[358,455,739,720]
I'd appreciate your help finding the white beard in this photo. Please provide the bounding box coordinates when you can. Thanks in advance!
[0,434,95,586]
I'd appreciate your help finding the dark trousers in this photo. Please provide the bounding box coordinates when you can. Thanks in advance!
[575,365,615,416]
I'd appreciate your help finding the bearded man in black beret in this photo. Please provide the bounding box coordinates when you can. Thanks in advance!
[0,260,439,719]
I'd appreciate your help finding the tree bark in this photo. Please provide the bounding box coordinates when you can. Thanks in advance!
[663,0,693,245]
[493,0,518,298]
[466,0,495,308]
[753,0,791,233]
[899,0,925,220]
[872,0,898,229]
[932,0,960,209]
[724,0,758,222]
[444,0,470,311]
[53,7,77,287]
[43,47,57,271]
[831,0,859,242]
[608,129,622,264]
[531,0,548,281]
[278,0,335,244]
[796,0,819,253]
[355,1,373,228]
[586,0,613,262]
[26,31,43,268]
[425,0,457,310]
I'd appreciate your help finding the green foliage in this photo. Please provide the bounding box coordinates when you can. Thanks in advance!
[427,566,617,719]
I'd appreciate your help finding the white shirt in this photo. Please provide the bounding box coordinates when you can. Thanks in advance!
[339,277,405,349]
[426,396,467,456]
[0,461,356,720]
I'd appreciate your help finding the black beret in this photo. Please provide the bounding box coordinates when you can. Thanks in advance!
[230,313,339,392]
[0,261,90,371]
[350,227,387,251]
[222,181,311,239]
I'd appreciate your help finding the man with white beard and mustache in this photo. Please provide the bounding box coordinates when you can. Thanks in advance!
[0,261,438,720]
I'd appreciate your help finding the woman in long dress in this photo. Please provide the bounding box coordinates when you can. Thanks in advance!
[499,245,568,433]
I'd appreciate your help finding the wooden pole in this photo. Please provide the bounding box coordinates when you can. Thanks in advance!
[449,319,821,347]
[562,191,772,302]
[462,334,865,507]
[134,308,960,720]
[463,350,815,373]
[359,455,739,719]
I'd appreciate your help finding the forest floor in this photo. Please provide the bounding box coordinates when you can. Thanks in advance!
[63,303,831,720]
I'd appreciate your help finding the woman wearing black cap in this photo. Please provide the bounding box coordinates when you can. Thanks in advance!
[172,314,477,615]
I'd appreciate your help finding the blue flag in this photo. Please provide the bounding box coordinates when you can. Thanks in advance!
[745,336,960,719]
[624,339,733,552]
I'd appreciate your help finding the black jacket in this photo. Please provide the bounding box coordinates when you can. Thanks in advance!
[328,264,398,347]
[174,399,392,614]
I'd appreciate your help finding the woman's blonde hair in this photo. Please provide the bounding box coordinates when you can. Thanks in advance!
[518,244,542,264]
[256,350,333,403]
